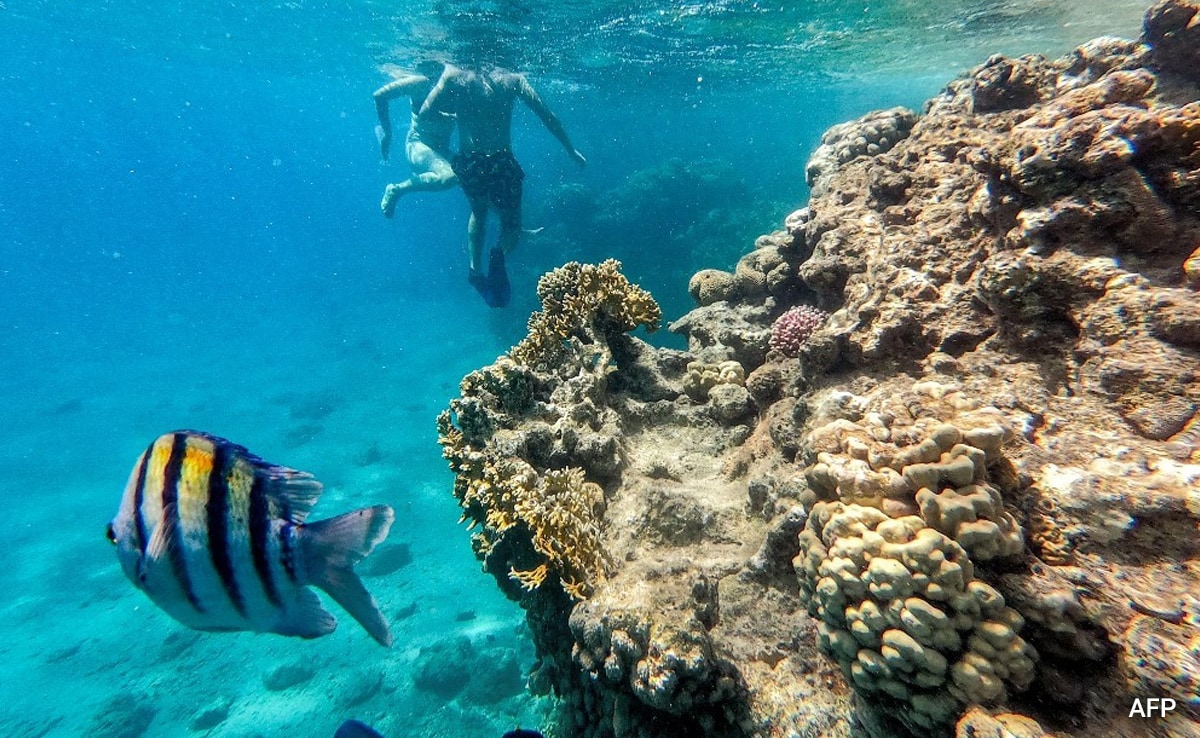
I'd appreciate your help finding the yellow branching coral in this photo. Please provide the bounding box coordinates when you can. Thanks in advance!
[509,259,662,369]
[439,409,612,600]
[436,262,641,603]
[511,563,550,591]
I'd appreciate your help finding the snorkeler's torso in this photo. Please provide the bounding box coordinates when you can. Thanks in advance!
[455,71,518,153]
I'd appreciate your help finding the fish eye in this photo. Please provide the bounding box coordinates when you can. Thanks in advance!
[105,523,117,545]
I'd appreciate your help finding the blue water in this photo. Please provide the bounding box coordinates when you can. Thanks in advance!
[0,1,1146,736]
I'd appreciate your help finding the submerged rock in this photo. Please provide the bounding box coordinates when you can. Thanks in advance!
[262,661,315,691]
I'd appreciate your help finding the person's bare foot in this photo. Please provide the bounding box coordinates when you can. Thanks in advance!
[380,184,404,218]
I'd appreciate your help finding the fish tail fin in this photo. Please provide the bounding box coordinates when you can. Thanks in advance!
[301,505,395,647]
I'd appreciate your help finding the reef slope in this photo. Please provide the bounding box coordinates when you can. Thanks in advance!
[438,3,1200,737]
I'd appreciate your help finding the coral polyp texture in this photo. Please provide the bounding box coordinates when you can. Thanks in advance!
[796,387,1039,733]
[768,305,828,358]
[797,502,1036,733]
[442,4,1200,737]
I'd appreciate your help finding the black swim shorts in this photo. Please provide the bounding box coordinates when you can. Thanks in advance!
[452,150,525,212]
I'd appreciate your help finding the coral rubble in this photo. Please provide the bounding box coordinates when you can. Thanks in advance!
[439,3,1200,737]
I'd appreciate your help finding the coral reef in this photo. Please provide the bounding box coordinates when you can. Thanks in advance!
[441,260,791,737]
[441,3,1200,737]
[510,259,662,371]
[795,387,1040,733]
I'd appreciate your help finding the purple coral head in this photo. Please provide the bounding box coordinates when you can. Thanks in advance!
[769,305,828,358]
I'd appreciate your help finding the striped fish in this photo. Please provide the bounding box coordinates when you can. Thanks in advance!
[107,431,394,646]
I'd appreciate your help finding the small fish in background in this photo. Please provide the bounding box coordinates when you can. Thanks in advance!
[334,721,546,738]
[107,430,395,646]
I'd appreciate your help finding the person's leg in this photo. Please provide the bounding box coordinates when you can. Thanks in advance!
[495,153,526,254]
[487,211,513,308]
[380,142,458,218]
[465,197,508,307]
[466,196,489,273]
[497,203,522,255]
[406,141,458,192]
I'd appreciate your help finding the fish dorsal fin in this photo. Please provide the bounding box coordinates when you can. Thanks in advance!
[260,465,323,524]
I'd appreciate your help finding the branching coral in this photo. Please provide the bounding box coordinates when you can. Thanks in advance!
[510,259,662,371]
[436,261,663,602]
[437,413,612,601]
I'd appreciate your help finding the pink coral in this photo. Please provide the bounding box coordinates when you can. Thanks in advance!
[769,305,828,357]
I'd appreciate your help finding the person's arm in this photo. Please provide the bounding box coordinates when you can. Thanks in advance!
[417,66,457,118]
[514,75,586,167]
[372,74,423,161]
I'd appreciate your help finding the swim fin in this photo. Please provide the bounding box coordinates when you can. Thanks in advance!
[487,248,511,308]
[469,268,503,308]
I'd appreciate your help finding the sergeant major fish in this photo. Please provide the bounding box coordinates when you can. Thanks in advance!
[107,430,395,646]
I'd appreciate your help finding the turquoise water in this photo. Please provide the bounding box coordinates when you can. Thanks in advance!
[0,1,1146,736]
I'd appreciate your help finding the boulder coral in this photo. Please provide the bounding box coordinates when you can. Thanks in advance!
[802,388,1025,563]
[806,107,919,198]
[797,501,1036,733]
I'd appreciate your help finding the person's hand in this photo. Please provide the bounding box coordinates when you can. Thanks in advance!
[375,125,392,161]
[570,149,587,167]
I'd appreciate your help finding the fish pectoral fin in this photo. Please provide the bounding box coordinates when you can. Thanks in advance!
[138,512,182,588]
[264,470,324,524]
[273,588,336,639]
[144,508,178,562]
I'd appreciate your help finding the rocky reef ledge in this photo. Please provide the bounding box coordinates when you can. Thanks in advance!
[437,3,1200,737]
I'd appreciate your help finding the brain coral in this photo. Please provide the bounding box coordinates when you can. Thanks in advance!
[688,268,739,306]
[796,501,1037,734]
